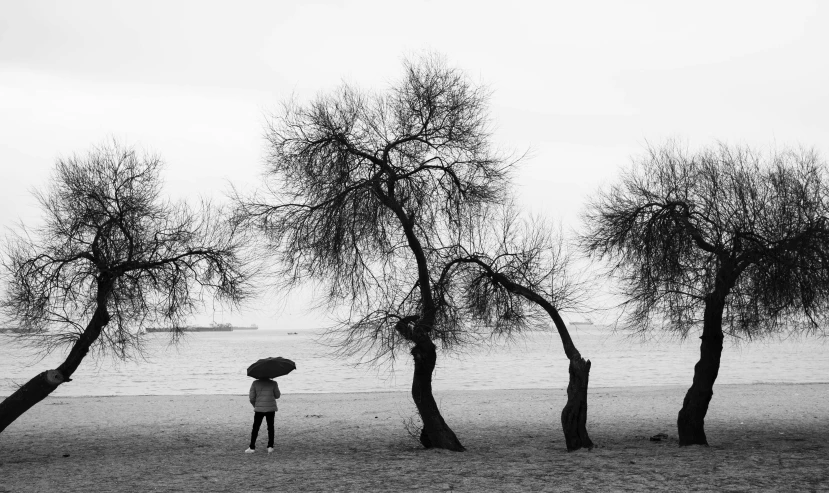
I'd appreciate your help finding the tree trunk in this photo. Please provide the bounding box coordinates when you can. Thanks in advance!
[561,355,594,451]
[0,303,110,434]
[677,294,725,446]
[464,262,595,451]
[532,293,594,451]
[0,370,66,434]
[411,339,465,451]
[379,181,463,450]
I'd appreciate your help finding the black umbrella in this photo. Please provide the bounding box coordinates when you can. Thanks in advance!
[247,357,296,379]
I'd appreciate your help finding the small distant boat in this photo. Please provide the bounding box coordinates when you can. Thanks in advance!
[287,332,298,335]
[570,318,594,326]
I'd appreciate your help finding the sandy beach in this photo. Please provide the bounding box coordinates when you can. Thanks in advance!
[1,384,827,492]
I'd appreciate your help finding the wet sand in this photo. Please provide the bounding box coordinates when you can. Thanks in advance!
[1,384,827,492]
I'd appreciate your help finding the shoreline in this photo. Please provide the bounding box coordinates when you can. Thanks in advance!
[5,328,829,397]
[2,384,827,492]
[4,380,829,400]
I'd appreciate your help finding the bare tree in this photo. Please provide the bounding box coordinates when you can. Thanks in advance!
[0,141,253,434]
[236,54,513,451]
[441,206,595,451]
[582,141,829,446]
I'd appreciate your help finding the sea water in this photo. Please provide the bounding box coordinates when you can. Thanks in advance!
[0,326,826,397]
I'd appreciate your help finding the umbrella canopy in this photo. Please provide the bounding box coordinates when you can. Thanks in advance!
[247,357,296,379]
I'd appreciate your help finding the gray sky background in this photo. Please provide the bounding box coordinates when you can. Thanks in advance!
[2,0,828,329]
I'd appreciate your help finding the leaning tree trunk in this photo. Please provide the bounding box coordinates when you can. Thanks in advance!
[507,278,593,450]
[472,265,594,451]
[548,309,594,451]
[411,338,465,451]
[0,305,110,434]
[386,195,464,451]
[677,293,725,446]
[560,351,593,451]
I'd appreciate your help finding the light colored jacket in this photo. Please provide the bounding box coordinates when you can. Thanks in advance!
[249,379,281,412]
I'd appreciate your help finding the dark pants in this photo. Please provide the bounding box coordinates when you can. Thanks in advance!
[249,411,275,449]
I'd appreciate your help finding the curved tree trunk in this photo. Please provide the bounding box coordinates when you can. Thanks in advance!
[461,260,594,451]
[381,187,465,451]
[503,278,594,450]
[677,294,725,446]
[0,302,110,434]
[561,354,593,451]
[553,314,593,452]
[411,338,465,451]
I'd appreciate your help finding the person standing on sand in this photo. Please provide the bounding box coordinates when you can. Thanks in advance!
[245,377,280,454]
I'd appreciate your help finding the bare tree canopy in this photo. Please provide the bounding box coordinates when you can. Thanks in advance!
[582,141,829,445]
[237,54,513,451]
[0,141,254,434]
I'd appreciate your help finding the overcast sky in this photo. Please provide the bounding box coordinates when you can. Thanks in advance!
[2,0,827,328]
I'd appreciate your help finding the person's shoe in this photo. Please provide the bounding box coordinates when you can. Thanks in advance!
[267,447,274,454]
[245,448,256,453]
